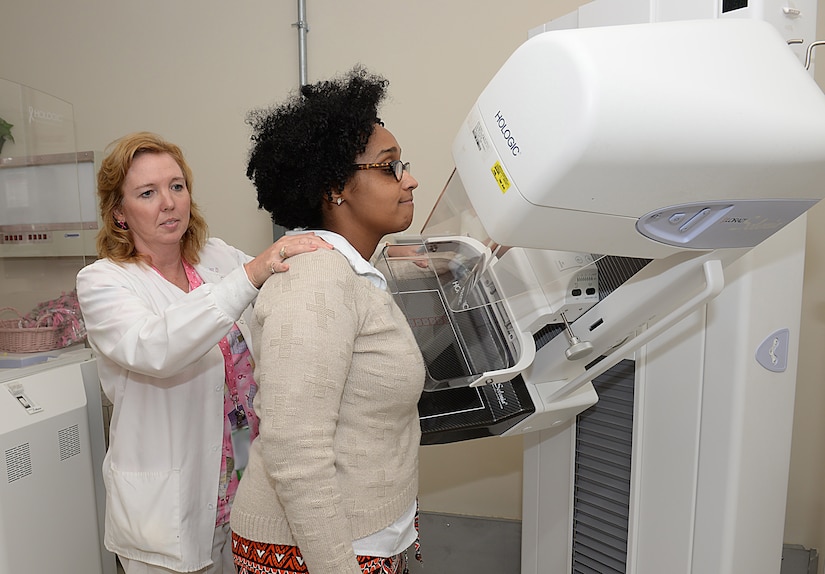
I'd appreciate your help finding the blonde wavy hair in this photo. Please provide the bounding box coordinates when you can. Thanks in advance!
[95,131,208,264]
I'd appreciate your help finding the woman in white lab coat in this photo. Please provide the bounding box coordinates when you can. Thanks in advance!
[75,131,331,574]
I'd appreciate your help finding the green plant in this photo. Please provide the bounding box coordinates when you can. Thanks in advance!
[0,117,14,145]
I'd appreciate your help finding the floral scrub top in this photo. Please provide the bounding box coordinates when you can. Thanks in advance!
[183,259,260,527]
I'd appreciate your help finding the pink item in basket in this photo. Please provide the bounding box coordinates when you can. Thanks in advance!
[0,290,87,353]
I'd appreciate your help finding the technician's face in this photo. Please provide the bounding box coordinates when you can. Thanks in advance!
[115,152,191,257]
[346,125,417,236]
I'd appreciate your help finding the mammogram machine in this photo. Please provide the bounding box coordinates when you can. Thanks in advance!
[376,13,825,574]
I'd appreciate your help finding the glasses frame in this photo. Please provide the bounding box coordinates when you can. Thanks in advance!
[353,160,411,182]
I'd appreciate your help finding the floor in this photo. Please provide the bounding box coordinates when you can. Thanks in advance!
[408,512,521,573]
[112,512,521,574]
[110,529,820,574]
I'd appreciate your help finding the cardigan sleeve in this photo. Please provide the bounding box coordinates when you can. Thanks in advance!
[253,250,364,574]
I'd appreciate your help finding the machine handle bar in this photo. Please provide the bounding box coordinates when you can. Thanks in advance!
[545,258,725,403]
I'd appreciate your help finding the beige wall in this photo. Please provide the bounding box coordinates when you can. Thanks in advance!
[784,4,825,562]
[0,0,584,521]
[4,0,825,552]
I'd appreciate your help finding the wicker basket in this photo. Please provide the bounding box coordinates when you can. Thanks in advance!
[0,307,63,353]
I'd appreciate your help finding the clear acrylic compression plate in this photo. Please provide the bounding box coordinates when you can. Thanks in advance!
[375,237,524,391]
[375,170,606,391]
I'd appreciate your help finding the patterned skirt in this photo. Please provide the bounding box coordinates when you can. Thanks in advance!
[231,532,409,574]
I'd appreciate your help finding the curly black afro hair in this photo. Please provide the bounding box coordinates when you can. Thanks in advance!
[246,66,389,230]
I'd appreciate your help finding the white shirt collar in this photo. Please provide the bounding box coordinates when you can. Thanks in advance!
[286,229,387,290]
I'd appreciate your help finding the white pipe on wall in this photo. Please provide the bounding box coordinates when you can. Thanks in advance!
[295,0,309,87]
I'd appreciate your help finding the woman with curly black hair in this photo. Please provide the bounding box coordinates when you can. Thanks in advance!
[230,67,426,574]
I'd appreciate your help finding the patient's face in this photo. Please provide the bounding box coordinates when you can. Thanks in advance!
[346,124,418,237]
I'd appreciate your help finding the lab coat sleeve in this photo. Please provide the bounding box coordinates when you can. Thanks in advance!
[254,251,363,574]
[76,245,259,379]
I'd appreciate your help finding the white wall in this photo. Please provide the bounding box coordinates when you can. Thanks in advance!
[4,0,825,549]
[784,4,825,565]
[0,0,587,521]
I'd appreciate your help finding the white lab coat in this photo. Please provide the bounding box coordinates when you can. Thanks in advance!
[76,238,258,572]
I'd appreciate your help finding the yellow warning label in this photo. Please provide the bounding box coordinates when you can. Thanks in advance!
[491,161,511,194]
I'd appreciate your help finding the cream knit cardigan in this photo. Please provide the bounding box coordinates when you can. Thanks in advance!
[230,248,425,574]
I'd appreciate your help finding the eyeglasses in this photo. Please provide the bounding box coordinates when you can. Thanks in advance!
[353,160,411,182]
